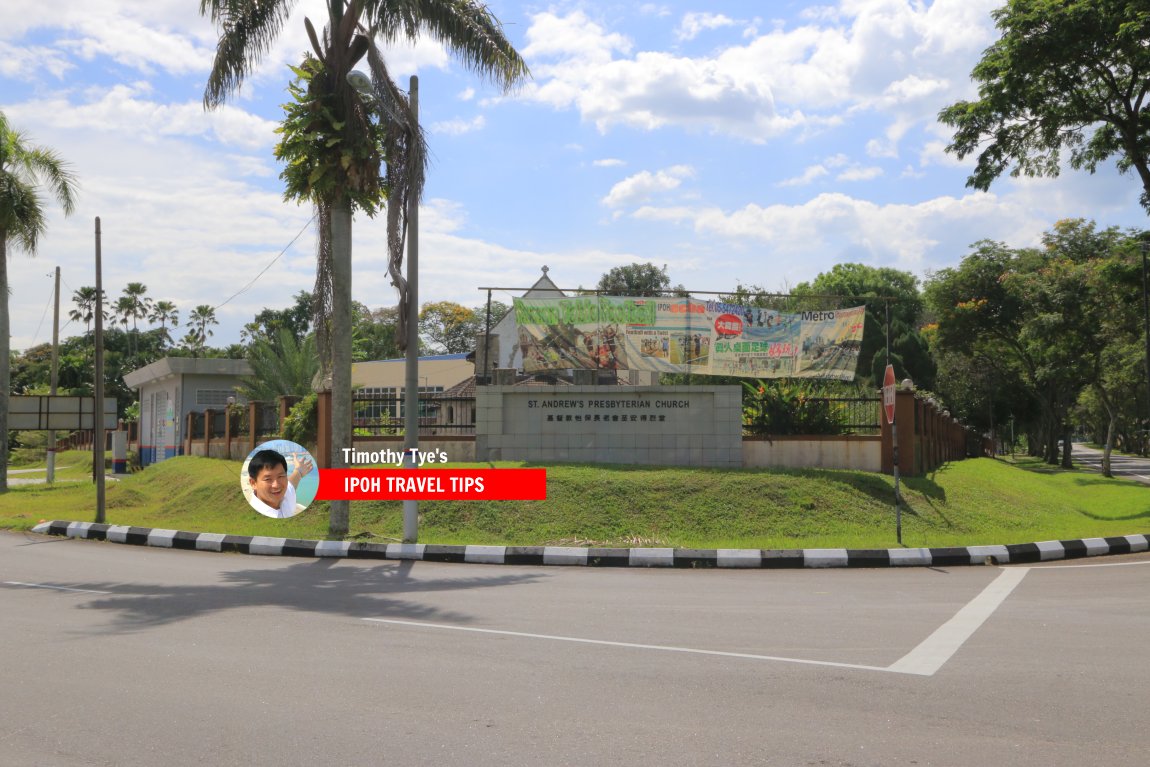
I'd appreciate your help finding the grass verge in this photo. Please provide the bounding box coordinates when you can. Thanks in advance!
[1,451,1147,549]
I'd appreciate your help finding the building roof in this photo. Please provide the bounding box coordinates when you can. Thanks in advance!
[436,377,477,398]
[123,357,252,389]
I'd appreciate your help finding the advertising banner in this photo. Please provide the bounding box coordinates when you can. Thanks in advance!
[512,296,865,381]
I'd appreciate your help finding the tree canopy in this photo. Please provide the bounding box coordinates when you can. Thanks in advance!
[596,262,686,296]
[924,220,1146,467]
[939,0,1150,210]
[793,263,934,389]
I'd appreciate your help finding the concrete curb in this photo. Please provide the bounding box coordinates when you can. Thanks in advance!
[28,521,1150,568]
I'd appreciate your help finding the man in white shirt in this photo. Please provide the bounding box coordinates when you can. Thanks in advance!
[246,449,313,518]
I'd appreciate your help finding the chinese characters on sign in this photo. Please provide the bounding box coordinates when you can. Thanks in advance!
[513,296,865,381]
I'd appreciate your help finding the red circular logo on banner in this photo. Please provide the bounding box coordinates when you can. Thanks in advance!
[714,313,744,336]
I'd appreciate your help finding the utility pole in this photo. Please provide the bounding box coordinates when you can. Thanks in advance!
[47,266,60,483]
[94,218,106,523]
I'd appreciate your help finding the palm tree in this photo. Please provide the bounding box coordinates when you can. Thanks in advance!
[1,110,78,493]
[117,282,151,364]
[69,286,106,337]
[185,304,218,357]
[114,294,140,362]
[201,0,528,537]
[149,300,179,348]
[239,328,319,402]
[122,282,151,336]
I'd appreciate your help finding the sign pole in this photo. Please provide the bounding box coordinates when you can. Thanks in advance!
[893,411,901,545]
[883,302,901,545]
[883,364,901,544]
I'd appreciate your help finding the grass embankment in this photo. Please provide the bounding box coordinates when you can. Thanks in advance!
[2,451,1147,549]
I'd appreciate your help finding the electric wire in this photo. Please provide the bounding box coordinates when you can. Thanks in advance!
[212,213,317,312]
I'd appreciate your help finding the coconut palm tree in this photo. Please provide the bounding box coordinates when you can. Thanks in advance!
[200,0,528,537]
[69,286,106,337]
[116,282,151,363]
[149,300,179,348]
[114,295,135,359]
[0,110,78,492]
[122,282,151,336]
[185,304,218,357]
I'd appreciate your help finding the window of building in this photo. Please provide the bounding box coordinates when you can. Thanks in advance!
[196,389,242,407]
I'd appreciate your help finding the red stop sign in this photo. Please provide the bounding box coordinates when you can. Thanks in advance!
[882,364,896,424]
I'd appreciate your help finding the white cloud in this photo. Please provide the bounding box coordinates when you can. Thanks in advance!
[593,158,626,168]
[518,3,1001,149]
[10,85,278,151]
[628,189,1057,284]
[430,115,486,136]
[837,165,883,182]
[778,165,829,187]
[0,41,73,79]
[676,13,739,42]
[602,165,695,208]
[57,18,211,75]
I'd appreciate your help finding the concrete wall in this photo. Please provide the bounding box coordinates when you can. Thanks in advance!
[742,435,881,472]
[476,385,742,467]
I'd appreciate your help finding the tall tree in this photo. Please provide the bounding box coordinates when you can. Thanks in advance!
[122,282,151,337]
[184,304,218,358]
[0,110,78,493]
[925,221,1132,465]
[353,302,402,361]
[241,289,313,346]
[418,300,480,354]
[69,286,105,337]
[793,264,934,389]
[939,0,1150,211]
[597,262,685,296]
[148,300,179,348]
[239,328,319,402]
[201,0,528,538]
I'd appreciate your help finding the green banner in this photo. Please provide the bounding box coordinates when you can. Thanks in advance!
[512,296,865,380]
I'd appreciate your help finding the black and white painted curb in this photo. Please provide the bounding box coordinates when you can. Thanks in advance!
[28,521,1150,568]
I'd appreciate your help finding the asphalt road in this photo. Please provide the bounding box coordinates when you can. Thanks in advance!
[2,531,1148,767]
[1073,442,1150,485]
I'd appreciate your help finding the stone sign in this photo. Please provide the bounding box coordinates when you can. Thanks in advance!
[475,385,742,467]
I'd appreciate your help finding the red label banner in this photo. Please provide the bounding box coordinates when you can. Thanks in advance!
[314,469,547,501]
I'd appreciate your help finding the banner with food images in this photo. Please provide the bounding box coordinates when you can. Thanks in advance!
[512,296,865,380]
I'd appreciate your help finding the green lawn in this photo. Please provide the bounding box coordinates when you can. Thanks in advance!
[2,451,1147,549]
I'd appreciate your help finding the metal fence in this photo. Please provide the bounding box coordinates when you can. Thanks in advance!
[351,394,477,436]
[743,396,881,436]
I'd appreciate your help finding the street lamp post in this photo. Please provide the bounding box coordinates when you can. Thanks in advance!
[349,70,421,542]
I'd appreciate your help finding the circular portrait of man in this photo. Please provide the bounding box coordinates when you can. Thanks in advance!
[239,440,318,519]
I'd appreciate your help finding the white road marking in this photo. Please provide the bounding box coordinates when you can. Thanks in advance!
[1032,559,1150,570]
[365,569,1040,678]
[364,617,892,674]
[887,567,1029,676]
[3,581,111,595]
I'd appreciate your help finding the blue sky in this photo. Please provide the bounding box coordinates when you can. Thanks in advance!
[4,0,1148,353]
